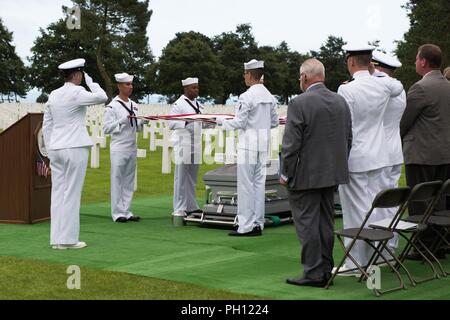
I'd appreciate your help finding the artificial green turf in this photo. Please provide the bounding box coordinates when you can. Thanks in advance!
[1,133,448,299]
[1,196,449,300]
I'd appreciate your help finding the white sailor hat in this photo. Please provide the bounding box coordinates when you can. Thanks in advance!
[115,73,134,83]
[181,77,198,86]
[372,51,402,69]
[58,58,85,71]
[244,59,264,70]
[343,44,375,59]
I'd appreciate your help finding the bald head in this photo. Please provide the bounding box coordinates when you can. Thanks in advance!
[444,67,450,81]
[299,58,325,92]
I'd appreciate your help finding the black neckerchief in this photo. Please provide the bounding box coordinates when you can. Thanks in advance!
[116,100,138,127]
[184,98,202,115]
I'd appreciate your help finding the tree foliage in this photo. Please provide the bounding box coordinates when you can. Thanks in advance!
[310,35,348,92]
[152,31,223,103]
[0,18,28,102]
[212,24,259,103]
[28,0,153,101]
[396,0,450,90]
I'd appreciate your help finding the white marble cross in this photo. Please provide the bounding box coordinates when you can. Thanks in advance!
[134,147,147,191]
[89,123,106,168]
[155,123,173,174]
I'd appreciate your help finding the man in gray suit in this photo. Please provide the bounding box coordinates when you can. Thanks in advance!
[280,58,352,287]
[401,44,450,259]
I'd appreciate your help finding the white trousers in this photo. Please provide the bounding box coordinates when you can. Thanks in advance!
[49,147,89,245]
[111,151,136,221]
[236,149,267,233]
[374,165,402,250]
[338,168,384,268]
[173,163,200,213]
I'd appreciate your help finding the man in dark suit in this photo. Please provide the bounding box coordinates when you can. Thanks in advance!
[280,58,353,287]
[400,44,450,259]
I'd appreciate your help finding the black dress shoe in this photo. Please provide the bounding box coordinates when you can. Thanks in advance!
[128,216,141,222]
[286,277,326,288]
[115,217,128,223]
[433,249,446,259]
[406,250,446,261]
[229,226,262,237]
[405,251,424,261]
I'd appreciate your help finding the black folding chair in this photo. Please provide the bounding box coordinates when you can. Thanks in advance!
[391,181,443,284]
[326,187,411,296]
[409,179,450,277]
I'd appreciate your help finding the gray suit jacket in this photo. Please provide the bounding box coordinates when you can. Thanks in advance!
[281,83,352,191]
[400,70,450,165]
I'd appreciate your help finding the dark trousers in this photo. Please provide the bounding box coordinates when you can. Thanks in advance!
[288,186,336,280]
[405,164,450,248]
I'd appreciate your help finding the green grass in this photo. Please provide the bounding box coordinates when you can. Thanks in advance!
[83,134,221,203]
[0,256,261,300]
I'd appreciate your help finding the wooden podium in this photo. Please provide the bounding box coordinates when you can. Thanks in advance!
[0,113,51,224]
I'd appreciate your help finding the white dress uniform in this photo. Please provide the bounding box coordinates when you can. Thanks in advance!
[371,52,407,252]
[337,52,404,268]
[169,79,203,215]
[43,59,108,246]
[103,75,144,222]
[221,71,279,234]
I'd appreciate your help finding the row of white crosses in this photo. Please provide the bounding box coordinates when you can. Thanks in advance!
[0,104,288,189]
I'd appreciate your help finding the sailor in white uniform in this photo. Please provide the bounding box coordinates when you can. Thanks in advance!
[43,58,108,249]
[103,73,146,223]
[370,51,406,252]
[217,60,279,236]
[336,45,404,273]
[169,78,203,217]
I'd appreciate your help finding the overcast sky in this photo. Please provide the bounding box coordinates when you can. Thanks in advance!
[2,0,410,61]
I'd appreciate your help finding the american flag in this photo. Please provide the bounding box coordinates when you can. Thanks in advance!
[36,152,51,178]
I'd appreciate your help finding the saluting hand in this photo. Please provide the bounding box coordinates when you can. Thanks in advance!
[84,72,94,86]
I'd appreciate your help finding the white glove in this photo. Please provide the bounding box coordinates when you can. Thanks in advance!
[215,116,226,126]
[119,116,129,125]
[84,72,94,87]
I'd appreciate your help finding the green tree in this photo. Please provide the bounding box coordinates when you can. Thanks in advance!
[36,93,49,103]
[0,18,28,102]
[212,24,259,103]
[28,0,154,101]
[154,31,223,103]
[395,0,450,90]
[310,35,348,92]
[258,45,288,103]
[269,42,307,104]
